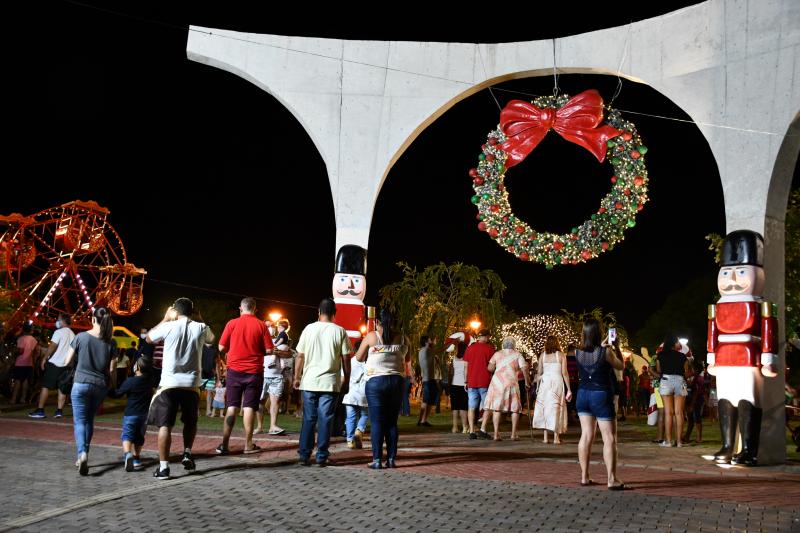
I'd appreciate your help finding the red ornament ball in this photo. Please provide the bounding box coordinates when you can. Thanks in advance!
[622,132,632,141]
[633,176,644,187]
[581,250,592,260]
[490,205,500,213]
[515,226,525,234]
[624,188,631,196]
[486,154,495,162]
[478,221,487,231]
[610,176,617,184]
[601,242,609,250]
[598,207,607,214]
[473,177,484,186]
[489,228,499,238]
[615,202,623,210]
[630,150,641,159]
[468,168,478,178]
[553,241,564,251]
[519,252,530,261]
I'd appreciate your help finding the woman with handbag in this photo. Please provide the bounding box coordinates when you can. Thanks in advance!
[63,308,117,475]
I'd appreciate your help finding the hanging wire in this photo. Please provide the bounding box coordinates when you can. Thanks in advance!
[147,277,319,310]
[551,38,560,96]
[609,22,632,106]
[477,44,502,112]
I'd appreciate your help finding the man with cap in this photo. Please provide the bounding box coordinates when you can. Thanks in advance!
[707,230,778,466]
[332,245,367,349]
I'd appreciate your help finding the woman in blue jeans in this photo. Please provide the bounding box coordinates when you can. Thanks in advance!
[63,308,117,476]
[575,318,625,490]
[354,309,408,469]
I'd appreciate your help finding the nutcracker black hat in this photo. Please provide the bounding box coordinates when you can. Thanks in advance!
[335,245,367,275]
[721,230,764,267]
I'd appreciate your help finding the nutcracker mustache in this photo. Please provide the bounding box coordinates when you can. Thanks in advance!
[336,289,363,296]
[720,283,747,291]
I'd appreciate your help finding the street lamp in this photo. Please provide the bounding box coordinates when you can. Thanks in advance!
[268,311,282,323]
[469,319,482,331]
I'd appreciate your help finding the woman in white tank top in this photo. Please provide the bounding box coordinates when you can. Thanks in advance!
[354,309,408,469]
[449,342,469,433]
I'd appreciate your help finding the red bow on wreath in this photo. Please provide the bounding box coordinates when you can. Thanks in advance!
[500,89,622,167]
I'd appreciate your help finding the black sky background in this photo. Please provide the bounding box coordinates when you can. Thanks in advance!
[12,0,793,339]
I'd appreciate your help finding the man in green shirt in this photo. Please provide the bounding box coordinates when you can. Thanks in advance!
[293,298,351,466]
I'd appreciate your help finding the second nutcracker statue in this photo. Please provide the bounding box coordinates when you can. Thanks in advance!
[707,230,778,466]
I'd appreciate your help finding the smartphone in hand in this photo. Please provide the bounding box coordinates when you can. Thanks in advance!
[608,327,617,343]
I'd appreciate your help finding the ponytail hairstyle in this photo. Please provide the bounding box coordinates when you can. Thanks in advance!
[93,307,114,344]
[377,308,394,343]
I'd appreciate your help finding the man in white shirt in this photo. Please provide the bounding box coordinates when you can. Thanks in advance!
[146,298,214,479]
[29,314,75,419]
[293,298,351,466]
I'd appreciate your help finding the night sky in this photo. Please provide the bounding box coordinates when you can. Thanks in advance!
[8,1,765,340]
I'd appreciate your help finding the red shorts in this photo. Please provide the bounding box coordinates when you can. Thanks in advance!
[225,369,263,410]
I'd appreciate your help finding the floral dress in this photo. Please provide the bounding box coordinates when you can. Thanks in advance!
[483,350,527,413]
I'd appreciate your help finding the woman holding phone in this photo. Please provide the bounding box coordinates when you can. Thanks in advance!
[575,318,625,490]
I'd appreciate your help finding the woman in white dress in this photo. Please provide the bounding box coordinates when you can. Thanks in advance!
[533,335,572,444]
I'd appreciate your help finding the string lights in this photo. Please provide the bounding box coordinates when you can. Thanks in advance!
[498,314,579,359]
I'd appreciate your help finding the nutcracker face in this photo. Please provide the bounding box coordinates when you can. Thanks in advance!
[717,265,764,296]
[333,273,366,301]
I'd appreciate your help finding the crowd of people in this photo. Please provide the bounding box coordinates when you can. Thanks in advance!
[2,298,797,487]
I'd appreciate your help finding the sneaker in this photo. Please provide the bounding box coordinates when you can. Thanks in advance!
[347,440,356,449]
[153,466,170,480]
[132,458,143,470]
[297,457,311,466]
[181,452,196,471]
[124,453,134,472]
[420,421,432,427]
[478,430,491,440]
[28,409,46,419]
[659,441,673,448]
[316,458,331,467]
[54,409,63,418]
[354,429,364,449]
[469,432,478,440]
[214,443,229,455]
[78,452,88,476]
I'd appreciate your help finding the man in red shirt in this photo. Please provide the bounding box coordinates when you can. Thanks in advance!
[463,329,495,439]
[216,297,274,454]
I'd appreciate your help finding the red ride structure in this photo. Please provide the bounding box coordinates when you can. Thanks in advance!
[0,200,146,335]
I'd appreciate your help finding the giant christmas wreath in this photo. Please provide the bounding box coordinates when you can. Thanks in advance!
[469,89,649,268]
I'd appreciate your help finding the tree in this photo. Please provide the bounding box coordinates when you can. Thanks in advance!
[559,307,631,348]
[379,262,512,349]
[631,273,717,357]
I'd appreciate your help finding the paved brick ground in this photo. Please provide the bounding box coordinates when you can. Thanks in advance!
[1,416,799,532]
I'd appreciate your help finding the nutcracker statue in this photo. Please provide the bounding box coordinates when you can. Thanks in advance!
[707,230,778,466]
[332,245,367,348]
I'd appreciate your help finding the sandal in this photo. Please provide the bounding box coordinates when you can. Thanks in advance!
[243,444,262,454]
[268,428,286,435]
[215,444,229,455]
[580,479,596,486]
[510,435,520,441]
[608,483,626,491]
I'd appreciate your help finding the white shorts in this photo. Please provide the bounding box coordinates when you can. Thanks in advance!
[260,376,284,400]
[659,375,687,397]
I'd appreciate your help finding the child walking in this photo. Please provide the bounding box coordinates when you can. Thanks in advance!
[114,356,154,472]
[342,357,368,449]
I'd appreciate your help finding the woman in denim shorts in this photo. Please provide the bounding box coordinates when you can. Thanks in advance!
[656,334,692,447]
[575,318,625,490]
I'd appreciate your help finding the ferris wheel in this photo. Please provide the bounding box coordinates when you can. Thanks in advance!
[0,200,146,334]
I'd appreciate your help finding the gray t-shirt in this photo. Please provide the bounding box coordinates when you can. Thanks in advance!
[71,332,115,387]
[419,346,433,382]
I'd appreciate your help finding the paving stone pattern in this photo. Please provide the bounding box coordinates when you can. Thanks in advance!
[1,437,798,532]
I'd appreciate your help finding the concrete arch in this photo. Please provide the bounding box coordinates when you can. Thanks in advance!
[188,0,799,463]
